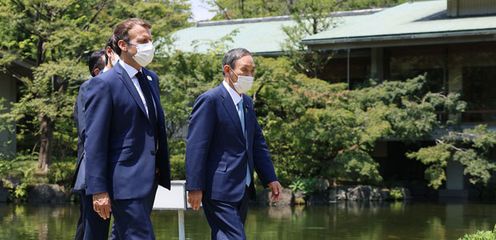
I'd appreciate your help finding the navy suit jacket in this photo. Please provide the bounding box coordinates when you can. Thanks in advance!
[82,63,170,200]
[72,81,89,191]
[185,84,277,202]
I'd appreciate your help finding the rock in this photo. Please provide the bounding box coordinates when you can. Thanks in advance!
[273,188,293,206]
[401,187,411,200]
[0,181,9,202]
[380,188,391,201]
[27,184,69,203]
[314,178,330,192]
[370,187,382,201]
[346,185,372,201]
[328,188,337,202]
[336,189,347,201]
[292,190,306,205]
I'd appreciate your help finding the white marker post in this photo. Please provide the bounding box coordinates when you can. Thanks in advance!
[153,180,187,240]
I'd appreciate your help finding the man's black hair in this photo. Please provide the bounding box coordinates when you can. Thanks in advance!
[88,50,106,77]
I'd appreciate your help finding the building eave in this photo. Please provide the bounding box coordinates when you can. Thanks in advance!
[303,29,496,50]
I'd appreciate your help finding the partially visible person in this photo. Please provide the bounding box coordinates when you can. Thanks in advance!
[72,49,111,240]
[88,50,106,77]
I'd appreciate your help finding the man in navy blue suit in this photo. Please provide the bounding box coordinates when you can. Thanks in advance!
[186,48,283,240]
[73,49,108,240]
[82,18,170,240]
[73,37,123,240]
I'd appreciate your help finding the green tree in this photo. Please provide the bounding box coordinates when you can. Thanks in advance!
[408,125,496,189]
[341,0,408,10]
[0,0,190,173]
[206,0,408,20]
[252,60,465,185]
[207,0,292,20]
[282,0,341,78]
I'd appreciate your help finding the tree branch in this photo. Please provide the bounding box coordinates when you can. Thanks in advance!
[212,0,231,20]
[83,0,109,30]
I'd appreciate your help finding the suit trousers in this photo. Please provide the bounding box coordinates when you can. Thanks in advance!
[75,190,111,240]
[111,184,158,240]
[202,187,251,240]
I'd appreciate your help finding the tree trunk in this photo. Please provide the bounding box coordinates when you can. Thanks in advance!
[38,114,53,173]
[240,0,244,17]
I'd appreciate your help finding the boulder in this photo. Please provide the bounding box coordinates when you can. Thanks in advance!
[328,188,337,202]
[293,190,306,205]
[346,185,372,201]
[370,187,382,201]
[271,188,293,206]
[336,189,347,201]
[27,184,69,203]
[256,188,293,206]
[379,188,391,201]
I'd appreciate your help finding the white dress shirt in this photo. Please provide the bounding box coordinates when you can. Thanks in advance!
[222,80,242,111]
[119,60,156,117]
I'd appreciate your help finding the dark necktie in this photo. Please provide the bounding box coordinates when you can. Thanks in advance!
[136,71,158,138]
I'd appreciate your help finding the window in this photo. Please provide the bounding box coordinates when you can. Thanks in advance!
[462,66,496,123]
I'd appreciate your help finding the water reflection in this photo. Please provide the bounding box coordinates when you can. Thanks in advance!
[1,202,495,240]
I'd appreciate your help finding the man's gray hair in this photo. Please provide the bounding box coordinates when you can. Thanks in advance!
[222,48,252,75]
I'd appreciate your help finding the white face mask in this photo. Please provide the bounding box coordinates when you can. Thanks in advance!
[231,70,254,94]
[132,42,155,67]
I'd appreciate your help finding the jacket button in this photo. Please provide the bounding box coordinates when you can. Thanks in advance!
[150,150,156,156]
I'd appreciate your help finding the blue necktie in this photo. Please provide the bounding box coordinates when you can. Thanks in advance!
[237,100,251,187]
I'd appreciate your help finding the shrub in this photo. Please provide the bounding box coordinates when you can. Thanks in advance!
[459,227,496,240]
[170,154,186,180]
[48,161,76,187]
[390,187,404,201]
[0,157,37,201]
[289,178,328,194]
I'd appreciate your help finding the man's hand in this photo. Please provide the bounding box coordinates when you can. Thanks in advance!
[188,191,203,210]
[268,181,282,202]
[93,192,111,220]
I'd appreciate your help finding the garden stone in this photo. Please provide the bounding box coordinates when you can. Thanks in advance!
[27,184,69,203]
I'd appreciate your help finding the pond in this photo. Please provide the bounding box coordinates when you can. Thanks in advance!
[0,201,495,240]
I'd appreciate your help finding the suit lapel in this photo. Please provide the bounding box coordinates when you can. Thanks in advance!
[219,84,245,139]
[243,95,254,141]
[143,69,165,123]
[115,63,148,118]
[242,95,255,172]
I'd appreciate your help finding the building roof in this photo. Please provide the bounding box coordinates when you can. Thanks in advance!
[170,9,381,55]
[303,0,496,49]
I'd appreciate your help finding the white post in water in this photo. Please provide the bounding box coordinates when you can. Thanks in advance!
[178,208,185,239]
[153,180,187,240]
